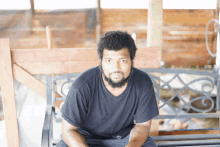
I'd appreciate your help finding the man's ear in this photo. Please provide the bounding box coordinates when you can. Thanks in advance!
[99,59,102,65]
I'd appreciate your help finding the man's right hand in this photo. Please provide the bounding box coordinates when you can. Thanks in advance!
[62,119,89,147]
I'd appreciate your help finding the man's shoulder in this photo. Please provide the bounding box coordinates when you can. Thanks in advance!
[72,66,100,89]
[133,67,152,83]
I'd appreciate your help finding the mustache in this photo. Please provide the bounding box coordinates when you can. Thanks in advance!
[109,71,124,75]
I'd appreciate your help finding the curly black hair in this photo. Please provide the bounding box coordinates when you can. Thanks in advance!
[97,31,137,61]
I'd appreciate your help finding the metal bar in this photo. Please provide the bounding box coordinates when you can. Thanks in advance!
[54,73,81,81]
[152,133,220,141]
[156,139,220,146]
[159,127,219,132]
[217,75,220,133]
[41,106,52,147]
[49,76,56,147]
[55,97,65,101]
[154,113,220,119]
[216,1,220,135]
[41,75,52,147]
[46,75,52,106]
[179,145,220,147]
[140,68,217,77]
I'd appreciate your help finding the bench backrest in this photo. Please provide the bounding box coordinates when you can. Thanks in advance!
[43,68,220,146]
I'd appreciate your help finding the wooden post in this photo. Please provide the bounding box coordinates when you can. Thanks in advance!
[96,0,101,44]
[46,26,53,49]
[30,0,35,34]
[0,39,20,147]
[147,0,163,135]
[30,0,35,15]
[147,0,163,64]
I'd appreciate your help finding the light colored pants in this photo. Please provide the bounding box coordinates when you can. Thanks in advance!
[56,135,157,147]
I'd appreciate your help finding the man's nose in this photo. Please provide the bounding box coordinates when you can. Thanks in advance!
[113,61,121,70]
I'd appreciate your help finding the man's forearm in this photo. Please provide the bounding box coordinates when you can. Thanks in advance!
[125,124,150,147]
[62,129,88,147]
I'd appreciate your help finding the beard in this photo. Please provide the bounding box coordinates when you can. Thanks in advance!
[100,64,133,88]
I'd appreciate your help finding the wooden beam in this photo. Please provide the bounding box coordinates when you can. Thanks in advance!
[15,60,160,75]
[12,63,63,108]
[96,0,101,44]
[147,0,163,64]
[9,47,160,74]
[147,1,163,136]
[11,48,99,63]
[0,39,20,147]
[16,61,100,74]
[11,47,158,63]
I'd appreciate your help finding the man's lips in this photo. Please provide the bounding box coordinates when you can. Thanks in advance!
[111,73,122,78]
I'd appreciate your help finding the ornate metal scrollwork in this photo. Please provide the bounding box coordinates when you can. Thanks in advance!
[147,70,217,115]
[53,73,81,100]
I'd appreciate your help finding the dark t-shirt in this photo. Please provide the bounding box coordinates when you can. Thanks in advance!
[62,66,159,138]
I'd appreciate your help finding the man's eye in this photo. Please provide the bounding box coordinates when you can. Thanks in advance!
[121,60,127,63]
[106,60,111,63]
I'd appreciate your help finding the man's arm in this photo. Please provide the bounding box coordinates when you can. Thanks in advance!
[125,119,152,147]
[62,119,88,147]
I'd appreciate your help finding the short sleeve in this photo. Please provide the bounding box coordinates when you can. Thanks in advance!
[61,84,87,127]
[134,80,159,123]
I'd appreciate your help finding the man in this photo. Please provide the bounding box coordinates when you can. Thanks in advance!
[56,31,159,147]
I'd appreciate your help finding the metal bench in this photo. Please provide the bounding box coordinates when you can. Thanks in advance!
[41,68,220,147]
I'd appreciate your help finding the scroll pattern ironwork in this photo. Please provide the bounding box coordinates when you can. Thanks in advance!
[53,73,81,100]
[147,71,217,114]
[53,70,218,115]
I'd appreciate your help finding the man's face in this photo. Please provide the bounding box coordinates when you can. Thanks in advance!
[101,48,132,87]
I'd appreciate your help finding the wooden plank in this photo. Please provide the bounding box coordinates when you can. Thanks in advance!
[11,47,158,63]
[15,60,160,75]
[0,39,20,147]
[16,61,100,74]
[163,41,214,66]
[10,47,160,74]
[11,48,99,63]
[12,64,63,108]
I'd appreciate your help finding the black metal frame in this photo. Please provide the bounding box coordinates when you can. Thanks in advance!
[41,68,220,147]
[41,73,80,147]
